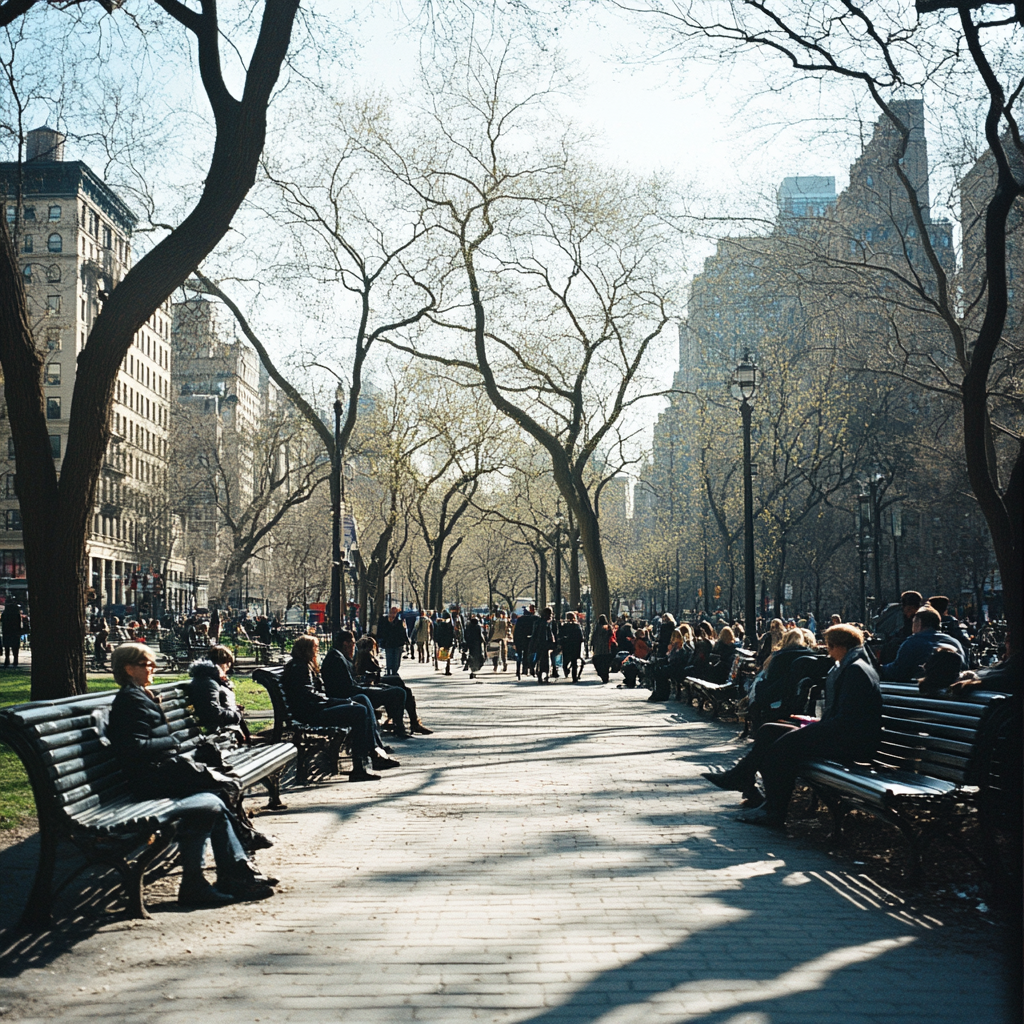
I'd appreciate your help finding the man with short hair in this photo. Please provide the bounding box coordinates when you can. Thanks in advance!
[513,604,539,679]
[376,605,409,677]
[927,595,970,650]
[323,631,410,739]
[881,606,967,682]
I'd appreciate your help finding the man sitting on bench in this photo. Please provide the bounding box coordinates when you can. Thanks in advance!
[701,624,882,829]
[323,630,411,740]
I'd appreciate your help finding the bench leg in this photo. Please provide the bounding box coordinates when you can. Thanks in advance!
[121,828,177,920]
[261,769,287,810]
[18,816,59,930]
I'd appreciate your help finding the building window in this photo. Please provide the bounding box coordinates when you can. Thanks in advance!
[866,174,874,186]
[103,226,112,249]
[22,265,31,283]
[46,397,61,419]
[46,264,60,283]
[47,233,62,253]
[45,363,60,386]
[49,435,61,459]
[4,510,21,531]
[22,234,32,253]
[46,329,60,351]
[4,474,15,498]
[23,206,35,222]
[6,438,15,459]
[48,205,61,221]
[0,549,26,577]
[46,294,60,314]
[5,206,14,223]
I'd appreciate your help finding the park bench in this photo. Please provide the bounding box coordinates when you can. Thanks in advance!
[796,683,1012,879]
[682,649,758,720]
[0,681,296,929]
[252,666,351,783]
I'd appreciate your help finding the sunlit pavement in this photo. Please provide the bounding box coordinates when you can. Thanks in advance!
[0,659,1010,1022]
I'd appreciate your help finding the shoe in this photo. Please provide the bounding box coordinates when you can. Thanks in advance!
[700,770,747,793]
[224,878,276,901]
[391,730,411,741]
[178,880,235,906]
[739,791,765,809]
[371,753,401,770]
[348,767,381,782]
[246,831,275,851]
[410,721,433,735]
[735,807,786,829]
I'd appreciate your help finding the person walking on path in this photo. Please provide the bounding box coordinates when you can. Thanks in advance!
[487,611,510,672]
[414,610,432,663]
[557,612,585,682]
[433,612,455,676]
[529,607,557,684]
[1,600,23,668]
[591,614,616,684]
[376,605,409,677]
[513,604,539,679]
[464,614,486,680]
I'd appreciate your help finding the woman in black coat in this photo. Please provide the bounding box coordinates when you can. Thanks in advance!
[464,615,485,679]
[433,614,456,675]
[702,624,882,827]
[107,643,273,906]
[530,607,557,684]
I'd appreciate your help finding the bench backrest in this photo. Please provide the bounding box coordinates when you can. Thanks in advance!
[877,684,1007,785]
[251,666,291,739]
[0,682,201,828]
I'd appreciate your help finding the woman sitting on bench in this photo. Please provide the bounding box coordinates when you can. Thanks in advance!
[701,624,882,829]
[107,643,275,906]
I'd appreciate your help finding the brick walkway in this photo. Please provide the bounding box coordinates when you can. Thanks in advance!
[0,662,1010,1022]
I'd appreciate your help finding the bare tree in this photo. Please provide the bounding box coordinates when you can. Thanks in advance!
[0,0,300,697]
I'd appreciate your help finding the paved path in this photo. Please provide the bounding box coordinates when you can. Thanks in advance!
[0,664,1011,1022]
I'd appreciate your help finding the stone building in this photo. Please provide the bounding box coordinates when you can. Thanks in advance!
[0,126,189,617]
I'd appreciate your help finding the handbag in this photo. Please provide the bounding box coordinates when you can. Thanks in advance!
[438,646,451,662]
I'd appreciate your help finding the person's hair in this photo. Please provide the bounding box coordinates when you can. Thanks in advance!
[111,642,156,686]
[915,607,941,631]
[336,629,355,647]
[830,614,841,625]
[780,628,807,650]
[678,622,694,642]
[565,611,576,622]
[718,625,735,645]
[699,620,717,640]
[209,644,235,668]
[291,634,320,672]
[927,595,950,615]
[597,613,608,626]
[824,624,864,651]
[195,621,208,634]
[661,612,676,629]
[901,590,924,608]
[800,628,817,647]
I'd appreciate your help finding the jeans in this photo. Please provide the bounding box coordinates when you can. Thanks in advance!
[166,792,248,880]
[384,646,403,674]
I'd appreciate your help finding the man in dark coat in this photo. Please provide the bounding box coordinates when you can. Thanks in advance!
[322,631,410,739]
[703,624,882,828]
[376,605,409,676]
[881,606,966,682]
[513,604,539,679]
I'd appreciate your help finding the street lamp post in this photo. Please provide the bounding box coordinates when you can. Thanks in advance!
[733,353,758,642]
[870,470,884,614]
[331,385,344,639]
[857,488,871,624]
[553,505,564,624]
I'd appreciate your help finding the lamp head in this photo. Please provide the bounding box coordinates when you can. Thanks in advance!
[734,352,757,402]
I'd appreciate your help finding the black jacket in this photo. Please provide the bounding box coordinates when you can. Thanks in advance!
[322,647,361,700]
[514,613,539,647]
[376,615,408,648]
[558,621,584,656]
[108,683,181,772]
[188,660,243,731]
[433,619,455,648]
[464,619,484,651]
[813,646,883,761]
[280,658,333,724]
